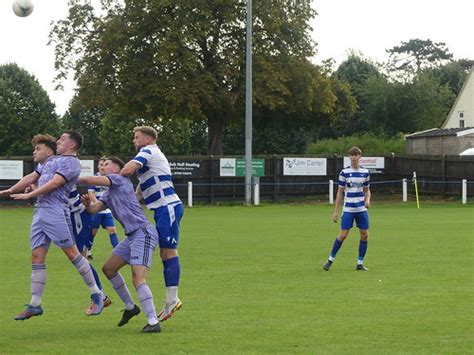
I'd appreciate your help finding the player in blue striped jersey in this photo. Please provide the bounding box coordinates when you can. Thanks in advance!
[323,147,372,271]
[121,126,184,322]
[68,185,112,313]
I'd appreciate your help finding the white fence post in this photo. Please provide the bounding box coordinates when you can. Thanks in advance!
[253,178,260,206]
[462,179,467,205]
[402,179,407,202]
[329,180,334,204]
[187,181,193,207]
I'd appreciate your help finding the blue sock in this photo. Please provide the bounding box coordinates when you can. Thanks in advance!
[330,239,343,259]
[90,264,103,290]
[109,233,119,248]
[163,256,180,287]
[358,240,368,262]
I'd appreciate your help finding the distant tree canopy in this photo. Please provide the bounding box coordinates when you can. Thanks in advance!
[332,42,466,138]
[46,0,472,157]
[0,64,59,156]
[387,38,453,73]
[49,0,355,155]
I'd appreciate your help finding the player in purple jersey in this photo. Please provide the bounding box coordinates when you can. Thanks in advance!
[87,157,120,256]
[80,156,161,333]
[0,132,104,320]
[323,147,372,272]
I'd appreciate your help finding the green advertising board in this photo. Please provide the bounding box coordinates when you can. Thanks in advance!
[235,158,265,177]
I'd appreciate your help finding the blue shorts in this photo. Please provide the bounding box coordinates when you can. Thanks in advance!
[113,224,158,268]
[341,211,369,230]
[30,207,76,251]
[153,202,184,249]
[91,212,115,229]
[70,210,94,252]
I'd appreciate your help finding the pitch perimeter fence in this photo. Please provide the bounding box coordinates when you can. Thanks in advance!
[1,154,473,205]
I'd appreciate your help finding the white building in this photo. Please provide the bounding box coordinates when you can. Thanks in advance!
[406,67,474,155]
[442,67,474,129]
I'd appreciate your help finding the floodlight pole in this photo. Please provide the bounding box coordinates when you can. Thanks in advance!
[245,0,253,205]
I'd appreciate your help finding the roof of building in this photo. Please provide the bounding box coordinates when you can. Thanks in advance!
[405,127,474,138]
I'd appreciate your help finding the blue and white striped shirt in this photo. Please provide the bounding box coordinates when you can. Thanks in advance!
[132,144,181,209]
[68,185,85,214]
[338,166,370,213]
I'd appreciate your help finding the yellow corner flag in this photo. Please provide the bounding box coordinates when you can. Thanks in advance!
[413,171,420,209]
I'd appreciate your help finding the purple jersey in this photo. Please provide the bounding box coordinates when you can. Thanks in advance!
[99,174,150,234]
[35,155,81,209]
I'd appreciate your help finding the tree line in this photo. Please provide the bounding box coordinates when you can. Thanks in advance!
[0,1,472,157]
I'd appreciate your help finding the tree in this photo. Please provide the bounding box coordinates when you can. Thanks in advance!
[49,0,328,155]
[61,97,105,156]
[0,64,59,156]
[332,53,383,136]
[423,59,473,95]
[387,38,453,74]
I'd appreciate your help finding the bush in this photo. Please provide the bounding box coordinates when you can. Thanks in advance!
[306,133,405,155]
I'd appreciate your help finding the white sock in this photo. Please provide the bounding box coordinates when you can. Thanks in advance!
[30,295,41,307]
[148,316,159,325]
[166,286,178,304]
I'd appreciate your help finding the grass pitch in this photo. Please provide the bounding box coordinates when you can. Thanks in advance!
[0,203,472,354]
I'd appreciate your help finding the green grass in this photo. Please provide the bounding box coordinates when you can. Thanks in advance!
[0,203,473,354]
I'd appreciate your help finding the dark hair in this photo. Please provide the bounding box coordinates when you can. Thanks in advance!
[348,146,362,156]
[64,130,83,150]
[31,134,57,153]
[105,156,125,170]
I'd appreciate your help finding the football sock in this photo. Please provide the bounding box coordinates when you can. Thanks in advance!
[108,272,134,310]
[30,263,46,307]
[109,233,119,248]
[358,240,368,264]
[136,283,158,325]
[163,256,180,287]
[89,264,103,290]
[329,238,344,261]
[166,286,179,304]
[71,254,101,295]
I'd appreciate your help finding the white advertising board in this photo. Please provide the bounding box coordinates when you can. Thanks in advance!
[343,157,385,170]
[79,160,95,177]
[283,157,327,176]
[0,160,23,180]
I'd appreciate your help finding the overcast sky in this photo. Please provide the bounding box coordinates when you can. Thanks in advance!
[1,0,473,116]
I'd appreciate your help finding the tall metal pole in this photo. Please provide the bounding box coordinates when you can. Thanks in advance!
[245,0,253,205]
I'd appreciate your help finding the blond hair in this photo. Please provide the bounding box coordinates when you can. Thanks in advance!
[134,126,157,140]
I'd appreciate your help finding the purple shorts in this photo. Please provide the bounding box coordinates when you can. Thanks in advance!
[30,207,76,250]
[113,224,158,268]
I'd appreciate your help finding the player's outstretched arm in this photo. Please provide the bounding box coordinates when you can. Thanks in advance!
[120,161,140,177]
[80,194,106,214]
[87,189,98,203]
[0,171,39,197]
[10,173,64,200]
[79,175,111,187]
